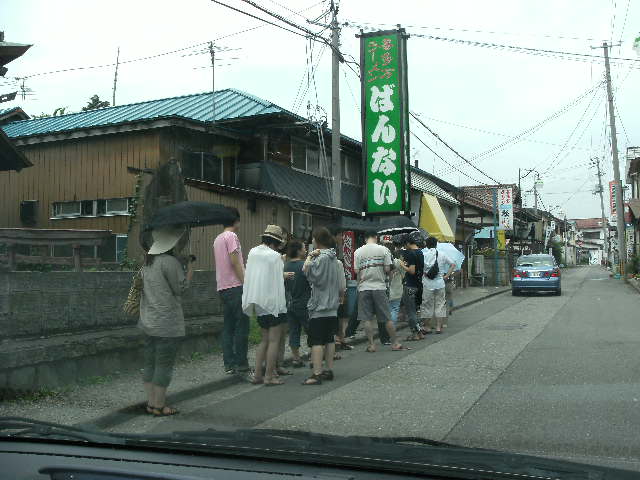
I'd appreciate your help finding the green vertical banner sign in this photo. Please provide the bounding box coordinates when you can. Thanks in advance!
[359,29,410,214]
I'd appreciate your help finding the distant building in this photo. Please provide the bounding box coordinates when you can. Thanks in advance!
[571,217,609,264]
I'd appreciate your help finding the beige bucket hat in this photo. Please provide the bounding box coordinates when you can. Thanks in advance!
[262,224,284,244]
[148,226,186,255]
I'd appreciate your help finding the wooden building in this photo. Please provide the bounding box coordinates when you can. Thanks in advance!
[0,89,459,270]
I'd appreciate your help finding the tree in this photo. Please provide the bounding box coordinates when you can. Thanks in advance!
[81,94,110,111]
[32,107,68,118]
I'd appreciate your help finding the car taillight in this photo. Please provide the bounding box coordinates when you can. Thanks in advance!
[513,269,527,278]
[551,268,560,277]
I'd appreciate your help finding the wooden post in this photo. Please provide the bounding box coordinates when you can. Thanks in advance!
[7,244,16,271]
[72,244,82,272]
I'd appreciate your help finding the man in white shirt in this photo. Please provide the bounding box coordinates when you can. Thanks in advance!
[354,230,409,352]
[242,225,288,386]
[421,236,456,334]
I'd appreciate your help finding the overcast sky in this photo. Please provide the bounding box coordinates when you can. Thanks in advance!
[3,0,638,219]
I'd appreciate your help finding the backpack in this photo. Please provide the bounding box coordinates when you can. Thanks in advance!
[424,251,439,280]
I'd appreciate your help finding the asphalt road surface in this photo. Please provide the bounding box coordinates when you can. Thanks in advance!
[114,266,640,471]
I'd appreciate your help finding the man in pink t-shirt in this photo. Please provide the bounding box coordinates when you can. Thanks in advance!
[213,207,249,375]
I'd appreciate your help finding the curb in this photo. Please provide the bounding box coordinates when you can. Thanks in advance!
[78,287,510,430]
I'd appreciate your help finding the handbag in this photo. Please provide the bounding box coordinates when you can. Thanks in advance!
[123,268,143,316]
[424,251,439,280]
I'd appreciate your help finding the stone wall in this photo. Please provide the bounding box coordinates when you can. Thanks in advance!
[0,271,221,339]
[0,271,223,394]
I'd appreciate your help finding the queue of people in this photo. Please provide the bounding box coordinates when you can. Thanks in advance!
[136,208,458,412]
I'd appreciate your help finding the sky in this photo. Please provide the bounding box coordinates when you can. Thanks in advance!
[2,0,639,219]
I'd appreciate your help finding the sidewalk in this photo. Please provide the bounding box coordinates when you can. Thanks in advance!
[0,285,509,430]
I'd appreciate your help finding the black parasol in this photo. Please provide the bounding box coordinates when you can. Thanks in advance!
[145,201,237,231]
[377,216,419,236]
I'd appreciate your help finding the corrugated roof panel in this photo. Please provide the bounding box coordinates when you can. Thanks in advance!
[1,89,286,138]
[411,172,459,205]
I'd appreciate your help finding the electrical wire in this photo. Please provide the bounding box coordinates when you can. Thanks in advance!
[410,130,487,185]
[343,20,599,42]
[539,86,604,175]
[617,0,632,43]
[468,81,604,164]
[410,112,501,184]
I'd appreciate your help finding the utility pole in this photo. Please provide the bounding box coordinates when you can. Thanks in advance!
[208,41,216,123]
[330,0,341,208]
[493,188,499,286]
[112,47,120,106]
[592,157,610,266]
[603,41,626,271]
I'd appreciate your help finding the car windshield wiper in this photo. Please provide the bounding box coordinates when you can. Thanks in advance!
[0,417,124,445]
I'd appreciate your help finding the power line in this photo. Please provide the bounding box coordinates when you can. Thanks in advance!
[410,112,501,184]
[468,81,604,164]
[614,100,631,145]
[423,116,595,152]
[618,0,632,42]
[407,33,640,67]
[343,20,599,42]
[410,130,487,185]
[539,86,603,175]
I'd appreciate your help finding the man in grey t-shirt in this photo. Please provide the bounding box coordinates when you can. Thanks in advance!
[354,230,409,352]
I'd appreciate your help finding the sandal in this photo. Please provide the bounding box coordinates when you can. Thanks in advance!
[265,378,285,386]
[391,344,412,351]
[250,377,264,385]
[333,353,342,361]
[143,403,155,415]
[152,406,179,417]
[338,342,353,351]
[320,370,334,381]
[302,373,323,385]
[365,345,376,353]
[276,368,293,376]
[405,334,422,341]
[291,359,305,368]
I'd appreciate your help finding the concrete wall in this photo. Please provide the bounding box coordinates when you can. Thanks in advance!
[0,270,222,394]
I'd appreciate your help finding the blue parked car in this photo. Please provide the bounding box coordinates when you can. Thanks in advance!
[512,254,561,296]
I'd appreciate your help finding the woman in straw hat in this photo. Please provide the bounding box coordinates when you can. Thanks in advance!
[242,225,288,386]
[139,226,194,417]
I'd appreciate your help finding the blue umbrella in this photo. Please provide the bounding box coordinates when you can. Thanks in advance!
[436,242,465,270]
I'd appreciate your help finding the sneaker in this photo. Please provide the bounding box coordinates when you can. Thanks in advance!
[382,341,391,346]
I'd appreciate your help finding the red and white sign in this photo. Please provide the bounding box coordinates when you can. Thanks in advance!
[609,181,617,216]
[342,231,356,280]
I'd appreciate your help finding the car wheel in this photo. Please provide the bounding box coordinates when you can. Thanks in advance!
[512,289,519,296]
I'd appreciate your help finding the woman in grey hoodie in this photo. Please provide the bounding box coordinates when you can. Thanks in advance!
[302,227,345,385]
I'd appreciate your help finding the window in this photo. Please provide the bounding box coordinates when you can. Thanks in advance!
[291,139,331,177]
[342,153,362,185]
[53,198,131,219]
[182,152,223,183]
[116,235,128,262]
[53,201,81,217]
[583,231,601,240]
[291,211,313,240]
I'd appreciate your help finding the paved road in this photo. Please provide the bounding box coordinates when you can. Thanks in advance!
[115,266,640,471]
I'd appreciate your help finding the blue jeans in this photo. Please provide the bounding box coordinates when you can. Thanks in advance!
[219,286,249,370]
[389,299,401,327]
[287,307,309,349]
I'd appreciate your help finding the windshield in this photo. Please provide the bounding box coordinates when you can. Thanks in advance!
[2,0,640,476]
[516,256,556,267]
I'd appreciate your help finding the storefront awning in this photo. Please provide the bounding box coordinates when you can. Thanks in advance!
[419,193,455,242]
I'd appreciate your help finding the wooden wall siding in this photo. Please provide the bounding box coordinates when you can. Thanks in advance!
[0,130,161,233]
[185,185,290,270]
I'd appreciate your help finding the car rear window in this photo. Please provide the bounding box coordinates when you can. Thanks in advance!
[516,256,555,267]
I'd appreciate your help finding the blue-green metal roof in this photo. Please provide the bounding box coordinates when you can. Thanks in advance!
[1,88,285,139]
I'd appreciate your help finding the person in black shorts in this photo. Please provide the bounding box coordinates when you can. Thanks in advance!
[302,227,345,385]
